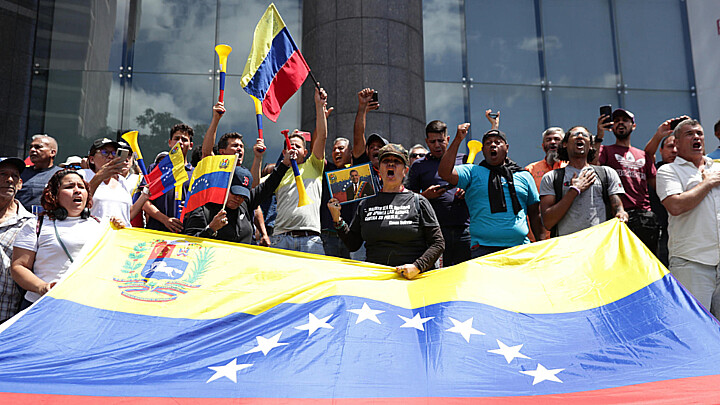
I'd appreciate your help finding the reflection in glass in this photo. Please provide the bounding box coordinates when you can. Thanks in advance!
[132,0,218,74]
[614,0,690,91]
[423,0,463,82]
[425,82,466,132]
[542,0,616,88]
[466,0,540,85]
[546,87,619,135]
[623,90,694,148]
[469,84,545,167]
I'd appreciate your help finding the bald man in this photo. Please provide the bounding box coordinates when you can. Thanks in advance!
[17,134,62,212]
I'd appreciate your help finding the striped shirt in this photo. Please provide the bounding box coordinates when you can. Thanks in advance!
[0,201,34,322]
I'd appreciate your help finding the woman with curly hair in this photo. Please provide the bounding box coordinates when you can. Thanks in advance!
[11,170,114,309]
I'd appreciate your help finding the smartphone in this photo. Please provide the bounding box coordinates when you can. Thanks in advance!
[371,91,378,103]
[669,117,685,130]
[117,148,130,160]
[599,105,612,124]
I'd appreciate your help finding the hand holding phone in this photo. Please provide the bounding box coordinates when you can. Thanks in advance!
[599,105,612,125]
[117,148,130,161]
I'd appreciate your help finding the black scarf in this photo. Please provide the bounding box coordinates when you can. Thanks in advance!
[479,159,525,215]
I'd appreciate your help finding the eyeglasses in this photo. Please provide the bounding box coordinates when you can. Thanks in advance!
[570,132,591,139]
[96,149,117,158]
[66,164,82,170]
[410,153,426,159]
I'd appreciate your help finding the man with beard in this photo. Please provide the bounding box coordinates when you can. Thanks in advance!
[657,119,720,319]
[407,120,471,266]
[353,88,386,191]
[540,126,627,237]
[439,124,543,258]
[596,108,659,254]
[16,135,62,212]
[524,127,566,240]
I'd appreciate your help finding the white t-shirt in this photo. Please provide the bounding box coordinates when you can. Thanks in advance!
[273,154,324,234]
[80,169,132,224]
[14,216,102,302]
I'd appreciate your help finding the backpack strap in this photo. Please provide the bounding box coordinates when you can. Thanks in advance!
[550,168,565,238]
[590,165,612,220]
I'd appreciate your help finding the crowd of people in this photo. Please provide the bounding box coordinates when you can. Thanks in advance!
[1,85,720,323]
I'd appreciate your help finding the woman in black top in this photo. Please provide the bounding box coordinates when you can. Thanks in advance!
[328,144,444,279]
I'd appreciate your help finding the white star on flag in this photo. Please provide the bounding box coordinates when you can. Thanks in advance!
[244,332,288,356]
[206,358,253,383]
[294,313,333,336]
[398,313,434,331]
[487,339,531,363]
[446,317,485,342]
[347,303,385,324]
[519,363,565,385]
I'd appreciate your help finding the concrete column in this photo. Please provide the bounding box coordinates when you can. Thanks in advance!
[301,0,426,153]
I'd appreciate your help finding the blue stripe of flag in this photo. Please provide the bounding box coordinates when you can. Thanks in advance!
[243,27,296,100]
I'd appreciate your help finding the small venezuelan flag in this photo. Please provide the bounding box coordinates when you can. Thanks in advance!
[145,141,189,200]
[181,155,237,221]
[241,3,310,122]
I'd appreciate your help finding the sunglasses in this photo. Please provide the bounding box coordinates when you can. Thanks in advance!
[66,164,82,170]
[410,153,426,159]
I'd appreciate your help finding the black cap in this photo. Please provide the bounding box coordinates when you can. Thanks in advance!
[377,143,409,166]
[0,157,26,173]
[229,166,253,199]
[89,138,121,155]
[367,133,389,147]
[481,129,508,144]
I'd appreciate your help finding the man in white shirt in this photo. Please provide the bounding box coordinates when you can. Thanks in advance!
[656,119,720,318]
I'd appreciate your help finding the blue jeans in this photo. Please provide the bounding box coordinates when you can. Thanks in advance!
[271,233,325,255]
[321,230,366,261]
[441,226,471,266]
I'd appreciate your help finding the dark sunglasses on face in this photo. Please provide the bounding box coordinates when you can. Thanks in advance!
[410,153,426,159]
[66,164,82,170]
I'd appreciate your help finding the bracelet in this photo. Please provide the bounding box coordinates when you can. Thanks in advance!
[333,219,346,230]
[569,186,582,195]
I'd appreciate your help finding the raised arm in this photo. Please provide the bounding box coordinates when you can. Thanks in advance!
[202,102,226,158]
[352,88,379,159]
[312,86,328,161]
[250,138,266,188]
[438,123,470,186]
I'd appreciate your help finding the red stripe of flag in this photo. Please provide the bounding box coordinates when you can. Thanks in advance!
[261,50,309,122]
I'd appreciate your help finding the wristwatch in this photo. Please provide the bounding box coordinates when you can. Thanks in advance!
[204,225,218,237]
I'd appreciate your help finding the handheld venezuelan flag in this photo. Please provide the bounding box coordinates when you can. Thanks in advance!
[120,130,148,176]
[144,141,189,200]
[241,3,310,123]
[2,220,720,403]
[180,154,237,221]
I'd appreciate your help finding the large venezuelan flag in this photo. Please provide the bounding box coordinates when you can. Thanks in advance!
[1,220,719,404]
[145,141,188,200]
[180,155,236,221]
[241,3,310,122]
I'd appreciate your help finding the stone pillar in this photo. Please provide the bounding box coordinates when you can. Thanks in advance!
[301,0,426,153]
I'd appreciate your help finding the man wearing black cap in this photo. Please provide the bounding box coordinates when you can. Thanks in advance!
[17,134,62,212]
[0,157,33,322]
[597,108,659,253]
[353,88,385,191]
[439,124,543,258]
[183,150,294,243]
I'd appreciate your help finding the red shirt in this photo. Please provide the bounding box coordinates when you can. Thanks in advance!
[599,145,656,211]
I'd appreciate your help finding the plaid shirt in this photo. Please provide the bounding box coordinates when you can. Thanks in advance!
[0,201,33,322]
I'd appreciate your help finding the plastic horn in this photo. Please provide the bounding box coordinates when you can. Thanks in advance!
[282,130,312,207]
[120,130,148,176]
[467,140,483,164]
[250,94,265,151]
[214,44,232,103]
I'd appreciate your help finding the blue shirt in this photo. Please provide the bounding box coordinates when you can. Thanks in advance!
[456,164,539,247]
[707,148,720,160]
[18,166,62,211]
[406,154,469,228]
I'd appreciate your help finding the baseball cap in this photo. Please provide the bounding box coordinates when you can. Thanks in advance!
[481,129,508,144]
[229,166,253,199]
[377,143,408,166]
[0,157,26,173]
[367,133,389,147]
[59,156,83,168]
[612,108,635,123]
[89,138,121,155]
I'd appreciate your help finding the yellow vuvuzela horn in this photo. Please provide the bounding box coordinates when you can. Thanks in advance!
[467,140,482,164]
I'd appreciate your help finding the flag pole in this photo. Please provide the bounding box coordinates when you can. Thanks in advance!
[221,154,239,211]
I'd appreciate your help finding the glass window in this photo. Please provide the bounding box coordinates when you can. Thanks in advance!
[622,90,695,147]
[542,0,617,88]
[469,84,545,167]
[614,0,691,90]
[423,0,463,82]
[132,0,217,74]
[466,0,541,86]
[425,82,466,131]
[546,87,619,135]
